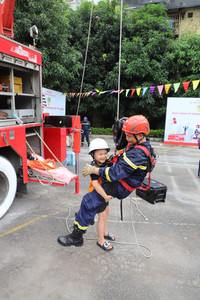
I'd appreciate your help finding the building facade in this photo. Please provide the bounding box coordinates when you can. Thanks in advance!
[124,0,200,37]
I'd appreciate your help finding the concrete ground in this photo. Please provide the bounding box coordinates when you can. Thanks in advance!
[0,135,200,300]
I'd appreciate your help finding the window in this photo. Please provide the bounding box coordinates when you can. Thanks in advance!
[188,12,193,18]
[168,14,180,36]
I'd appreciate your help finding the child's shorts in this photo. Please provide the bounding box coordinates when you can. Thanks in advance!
[97,202,109,213]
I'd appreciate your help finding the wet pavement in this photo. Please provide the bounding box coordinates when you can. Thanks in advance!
[0,135,200,300]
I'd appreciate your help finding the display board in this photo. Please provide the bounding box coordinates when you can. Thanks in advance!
[42,87,66,116]
[164,97,200,146]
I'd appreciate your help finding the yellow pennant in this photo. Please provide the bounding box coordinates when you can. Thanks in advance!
[192,80,200,90]
[165,84,171,94]
[136,88,141,96]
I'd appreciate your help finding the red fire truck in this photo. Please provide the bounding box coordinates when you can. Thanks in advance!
[0,0,81,218]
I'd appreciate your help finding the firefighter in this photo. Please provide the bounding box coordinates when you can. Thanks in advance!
[81,116,91,147]
[57,115,151,249]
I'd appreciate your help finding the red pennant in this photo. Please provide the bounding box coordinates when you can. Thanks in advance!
[130,89,135,97]
[182,81,190,93]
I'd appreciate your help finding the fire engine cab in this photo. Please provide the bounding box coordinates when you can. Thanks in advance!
[0,0,81,218]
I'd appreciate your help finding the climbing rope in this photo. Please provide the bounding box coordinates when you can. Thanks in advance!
[117,0,123,120]
[72,0,123,123]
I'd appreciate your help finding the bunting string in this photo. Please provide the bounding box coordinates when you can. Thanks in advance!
[66,79,200,98]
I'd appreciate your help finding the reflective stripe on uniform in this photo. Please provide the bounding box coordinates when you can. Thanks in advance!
[123,151,147,171]
[105,167,112,182]
[74,220,88,231]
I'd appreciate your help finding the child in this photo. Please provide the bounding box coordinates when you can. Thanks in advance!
[57,138,115,251]
[88,138,115,251]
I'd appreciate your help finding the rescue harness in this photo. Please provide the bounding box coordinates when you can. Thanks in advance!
[111,143,157,192]
[110,143,157,221]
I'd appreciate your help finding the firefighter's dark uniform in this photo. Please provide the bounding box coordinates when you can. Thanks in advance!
[74,140,150,232]
[81,119,91,146]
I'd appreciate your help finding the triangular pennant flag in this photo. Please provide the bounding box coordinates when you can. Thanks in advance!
[165,84,171,94]
[136,88,141,96]
[65,78,200,98]
[130,89,135,97]
[173,83,180,93]
[142,87,148,96]
[86,91,92,97]
[157,85,163,95]
[110,90,119,94]
[182,81,190,93]
[99,91,107,95]
[126,89,130,97]
[192,80,200,90]
[150,86,155,95]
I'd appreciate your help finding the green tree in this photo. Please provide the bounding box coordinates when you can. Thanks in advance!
[14,0,82,92]
[106,4,174,128]
[66,2,175,128]
[13,1,200,129]
[66,0,126,126]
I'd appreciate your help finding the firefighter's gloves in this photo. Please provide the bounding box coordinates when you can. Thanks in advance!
[82,164,96,177]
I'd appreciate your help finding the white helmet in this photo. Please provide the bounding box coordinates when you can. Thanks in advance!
[88,138,110,154]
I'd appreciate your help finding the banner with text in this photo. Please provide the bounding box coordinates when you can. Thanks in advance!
[42,88,66,116]
[164,97,200,146]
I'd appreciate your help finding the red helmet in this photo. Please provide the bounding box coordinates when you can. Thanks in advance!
[122,115,150,134]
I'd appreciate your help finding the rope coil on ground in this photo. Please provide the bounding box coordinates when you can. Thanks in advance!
[65,195,152,258]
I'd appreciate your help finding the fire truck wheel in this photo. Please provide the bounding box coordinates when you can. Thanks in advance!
[0,156,17,219]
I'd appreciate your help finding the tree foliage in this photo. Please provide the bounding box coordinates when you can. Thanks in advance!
[14,0,82,92]
[13,1,200,128]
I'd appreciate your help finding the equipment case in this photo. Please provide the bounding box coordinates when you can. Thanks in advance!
[136,178,167,204]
